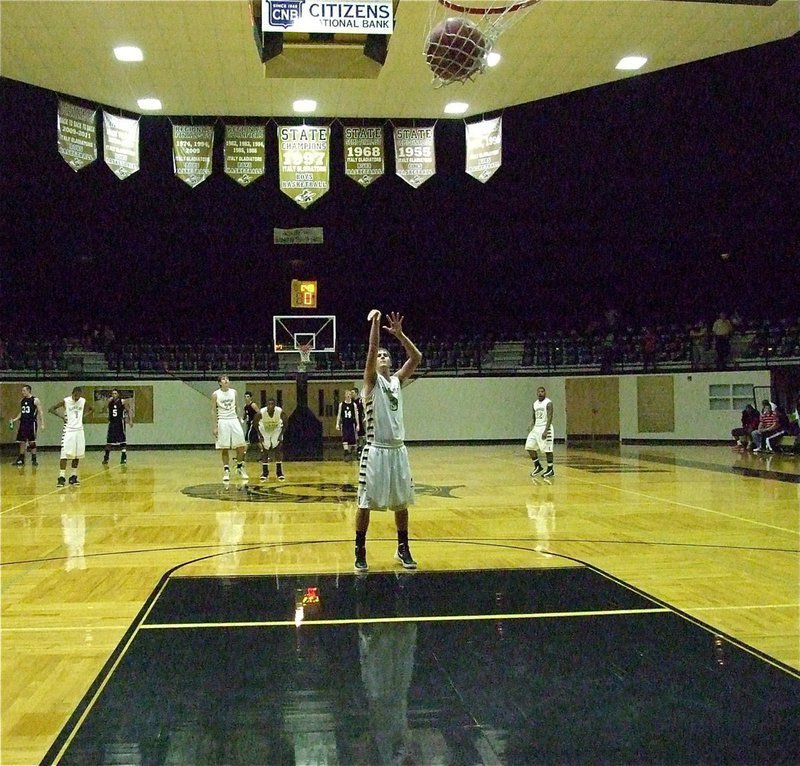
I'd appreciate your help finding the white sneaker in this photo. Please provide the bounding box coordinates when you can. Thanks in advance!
[223,468,231,482]
[236,465,249,479]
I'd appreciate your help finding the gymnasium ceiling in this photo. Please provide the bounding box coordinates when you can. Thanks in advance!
[0,0,797,119]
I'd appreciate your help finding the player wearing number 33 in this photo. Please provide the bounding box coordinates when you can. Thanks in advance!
[526,386,555,480]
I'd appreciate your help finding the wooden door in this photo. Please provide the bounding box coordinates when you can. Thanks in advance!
[565,377,620,442]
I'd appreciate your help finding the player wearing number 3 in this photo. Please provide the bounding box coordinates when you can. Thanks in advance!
[355,310,422,572]
[526,386,555,479]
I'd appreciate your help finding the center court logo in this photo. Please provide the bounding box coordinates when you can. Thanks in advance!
[182,481,463,503]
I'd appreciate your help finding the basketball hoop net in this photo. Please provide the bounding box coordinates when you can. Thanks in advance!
[298,343,312,372]
[424,0,542,86]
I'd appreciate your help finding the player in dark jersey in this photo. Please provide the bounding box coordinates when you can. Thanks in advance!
[10,385,43,465]
[336,389,360,461]
[102,390,132,465]
[352,387,366,456]
[242,392,262,466]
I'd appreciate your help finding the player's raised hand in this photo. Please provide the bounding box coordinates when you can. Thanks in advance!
[383,312,405,338]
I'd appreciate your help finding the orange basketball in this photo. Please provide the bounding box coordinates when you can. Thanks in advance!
[425,17,489,83]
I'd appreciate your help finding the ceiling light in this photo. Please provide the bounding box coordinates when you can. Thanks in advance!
[293,99,317,113]
[114,46,143,62]
[486,51,501,67]
[137,97,162,111]
[616,56,648,71]
[444,102,469,115]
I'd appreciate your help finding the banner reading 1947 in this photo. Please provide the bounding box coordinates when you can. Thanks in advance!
[57,101,97,172]
[172,125,214,188]
[344,126,384,188]
[278,125,330,209]
[394,126,436,189]
[465,117,502,183]
[224,124,265,187]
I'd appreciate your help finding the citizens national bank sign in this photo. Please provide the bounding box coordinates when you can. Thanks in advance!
[262,0,393,33]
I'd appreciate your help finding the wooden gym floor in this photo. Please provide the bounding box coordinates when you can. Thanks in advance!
[1,443,798,765]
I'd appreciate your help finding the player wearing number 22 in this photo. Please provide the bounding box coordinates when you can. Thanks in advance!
[355,311,422,572]
[527,386,555,479]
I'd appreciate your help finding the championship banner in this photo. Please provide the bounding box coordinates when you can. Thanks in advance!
[224,124,266,187]
[102,112,139,180]
[274,227,324,245]
[172,124,214,188]
[393,126,436,189]
[344,126,385,188]
[57,101,97,172]
[465,116,502,183]
[277,125,330,209]
[262,0,393,34]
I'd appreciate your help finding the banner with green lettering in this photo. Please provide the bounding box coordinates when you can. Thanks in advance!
[277,125,330,208]
[393,126,435,189]
[102,112,139,180]
[344,126,385,188]
[172,125,214,188]
[57,101,97,172]
[465,117,502,183]
[224,124,265,187]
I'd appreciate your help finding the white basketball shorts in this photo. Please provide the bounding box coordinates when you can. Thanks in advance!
[216,418,246,450]
[61,428,86,460]
[357,443,415,511]
[259,426,283,450]
[525,426,553,453]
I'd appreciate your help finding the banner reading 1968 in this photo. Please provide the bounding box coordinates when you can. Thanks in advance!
[224,124,266,187]
[344,126,384,188]
[465,117,502,183]
[278,125,330,209]
[394,126,436,189]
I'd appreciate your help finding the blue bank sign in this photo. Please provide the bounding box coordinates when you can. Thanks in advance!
[262,0,393,34]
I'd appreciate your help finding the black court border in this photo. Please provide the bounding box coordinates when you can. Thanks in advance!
[39,539,800,766]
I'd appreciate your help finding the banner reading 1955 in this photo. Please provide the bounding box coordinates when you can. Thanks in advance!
[262,0,393,34]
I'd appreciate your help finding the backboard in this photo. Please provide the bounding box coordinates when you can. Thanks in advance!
[273,315,336,354]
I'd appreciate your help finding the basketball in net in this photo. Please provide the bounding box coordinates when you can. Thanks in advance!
[425,17,490,83]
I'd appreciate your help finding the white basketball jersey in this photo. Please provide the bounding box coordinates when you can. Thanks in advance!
[533,397,551,427]
[365,374,404,447]
[214,388,238,420]
[63,396,86,431]
[260,406,283,432]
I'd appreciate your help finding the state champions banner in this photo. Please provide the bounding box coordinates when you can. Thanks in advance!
[172,124,214,188]
[278,125,330,209]
[102,112,139,180]
[465,116,502,183]
[344,126,384,188]
[394,126,435,189]
[224,124,265,187]
[57,101,97,172]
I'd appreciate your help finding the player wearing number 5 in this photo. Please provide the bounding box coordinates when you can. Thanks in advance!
[355,310,422,572]
[526,386,555,479]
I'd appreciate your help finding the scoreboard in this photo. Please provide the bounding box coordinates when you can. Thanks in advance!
[291,279,317,308]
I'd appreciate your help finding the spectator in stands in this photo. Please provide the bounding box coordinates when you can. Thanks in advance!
[641,327,658,372]
[712,311,734,369]
[731,403,759,451]
[689,320,709,369]
[751,401,779,453]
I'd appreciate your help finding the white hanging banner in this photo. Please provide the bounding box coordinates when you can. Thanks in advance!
[57,101,97,172]
[394,126,436,189]
[224,124,266,187]
[344,126,385,188]
[465,116,502,183]
[172,125,214,188]
[277,124,330,209]
[103,112,140,180]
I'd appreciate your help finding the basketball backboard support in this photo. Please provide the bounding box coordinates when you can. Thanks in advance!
[273,315,336,354]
